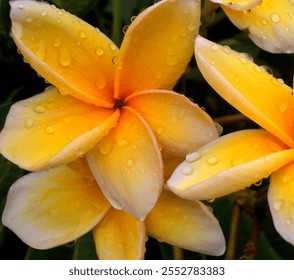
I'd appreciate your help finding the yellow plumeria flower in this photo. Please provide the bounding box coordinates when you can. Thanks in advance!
[0,0,219,220]
[210,0,294,53]
[168,35,294,245]
[2,158,225,259]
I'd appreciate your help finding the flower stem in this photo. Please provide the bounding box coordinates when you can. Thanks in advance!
[112,0,122,46]
[225,202,241,260]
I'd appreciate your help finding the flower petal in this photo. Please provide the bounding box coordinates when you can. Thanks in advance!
[167,129,294,200]
[221,0,294,53]
[127,90,219,158]
[145,190,225,256]
[87,107,163,220]
[93,208,146,260]
[10,0,118,107]
[0,87,119,171]
[2,159,110,249]
[268,161,294,245]
[114,0,200,99]
[195,36,294,148]
[211,0,262,11]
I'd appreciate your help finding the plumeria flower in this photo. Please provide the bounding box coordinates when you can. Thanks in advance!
[209,0,294,53]
[0,0,220,220]
[2,158,225,259]
[168,35,294,245]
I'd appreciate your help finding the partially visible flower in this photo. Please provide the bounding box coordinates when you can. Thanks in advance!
[0,0,219,220]
[2,158,225,259]
[168,35,294,245]
[209,0,294,53]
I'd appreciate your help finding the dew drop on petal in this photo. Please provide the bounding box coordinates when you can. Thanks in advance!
[273,199,284,211]
[45,125,54,135]
[95,46,104,56]
[98,139,113,155]
[181,165,193,176]
[126,158,135,168]
[282,175,293,184]
[156,127,164,135]
[270,13,280,23]
[116,137,128,148]
[207,156,218,165]
[278,101,288,112]
[33,105,45,113]
[79,31,86,39]
[25,118,34,128]
[185,151,201,163]
[286,219,292,226]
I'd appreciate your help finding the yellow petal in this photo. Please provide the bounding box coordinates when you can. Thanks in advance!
[127,90,219,158]
[145,190,225,256]
[211,0,262,11]
[221,0,294,53]
[2,159,110,249]
[268,161,294,245]
[0,87,119,171]
[87,107,163,220]
[167,129,294,200]
[10,1,118,107]
[93,208,146,260]
[195,36,294,148]
[114,0,200,99]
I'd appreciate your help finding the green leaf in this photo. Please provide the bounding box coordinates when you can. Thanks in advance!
[72,231,98,260]
[48,0,100,16]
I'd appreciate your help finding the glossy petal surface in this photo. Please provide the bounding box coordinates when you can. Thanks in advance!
[0,87,119,171]
[145,190,225,256]
[10,1,118,106]
[195,36,294,148]
[221,0,294,53]
[268,162,294,245]
[127,90,219,158]
[114,0,200,99]
[211,0,262,11]
[167,129,294,200]
[93,208,146,260]
[87,107,163,220]
[2,160,110,249]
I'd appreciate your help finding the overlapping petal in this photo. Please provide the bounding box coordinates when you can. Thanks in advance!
[167,129,294,200]
[0,87,119,171]
[93,208,145,260]
[195,36,294,148]
[210,0,262,11]
[10,0,118,107]
[220,0,294,53]
[114,0,201,99]
[126,90,219,158]
[145,190,225,256]
[2,159,110,249]
[87,107,163,220]
[268,162,294,245]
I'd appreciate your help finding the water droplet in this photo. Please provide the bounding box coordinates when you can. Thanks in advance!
[254,180,262,186]
[261,18,268,25]
[239,56,248,64]
[116,137,128,147]
[45,125,54,135]
[286,218,292,226]
[273,199,284,211]
[271,13,280,23]
[41,10,47,16]
[49,208,58,216]
[181,165,193,176]
[278,101,288,112]
[99,139,113,155]
[34,105,45,113]
[95,46,104,56]
[18,3,24,9]
[282,175,292,184]
[59,47,72,66]
[211,44,220,51]
[243,9,251,14]
[187,22,196,31]
[186,151,201,163]
[157,127,164,135]
[53,38,62,48]
[254,65,262,73]
[207,156,218,165]
[126,158,135,168]
[25,118,34,128]
[122,25,129,34]
[109,43,117,52]
[96,75,107,90]
[222,46,231,54]
[79,31,86,39]
[26,16,33,23]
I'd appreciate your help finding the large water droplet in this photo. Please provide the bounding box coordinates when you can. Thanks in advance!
[185,151,201,163]
[99,139,113,155]
[59,47,72,66]
[273,199,284,211]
